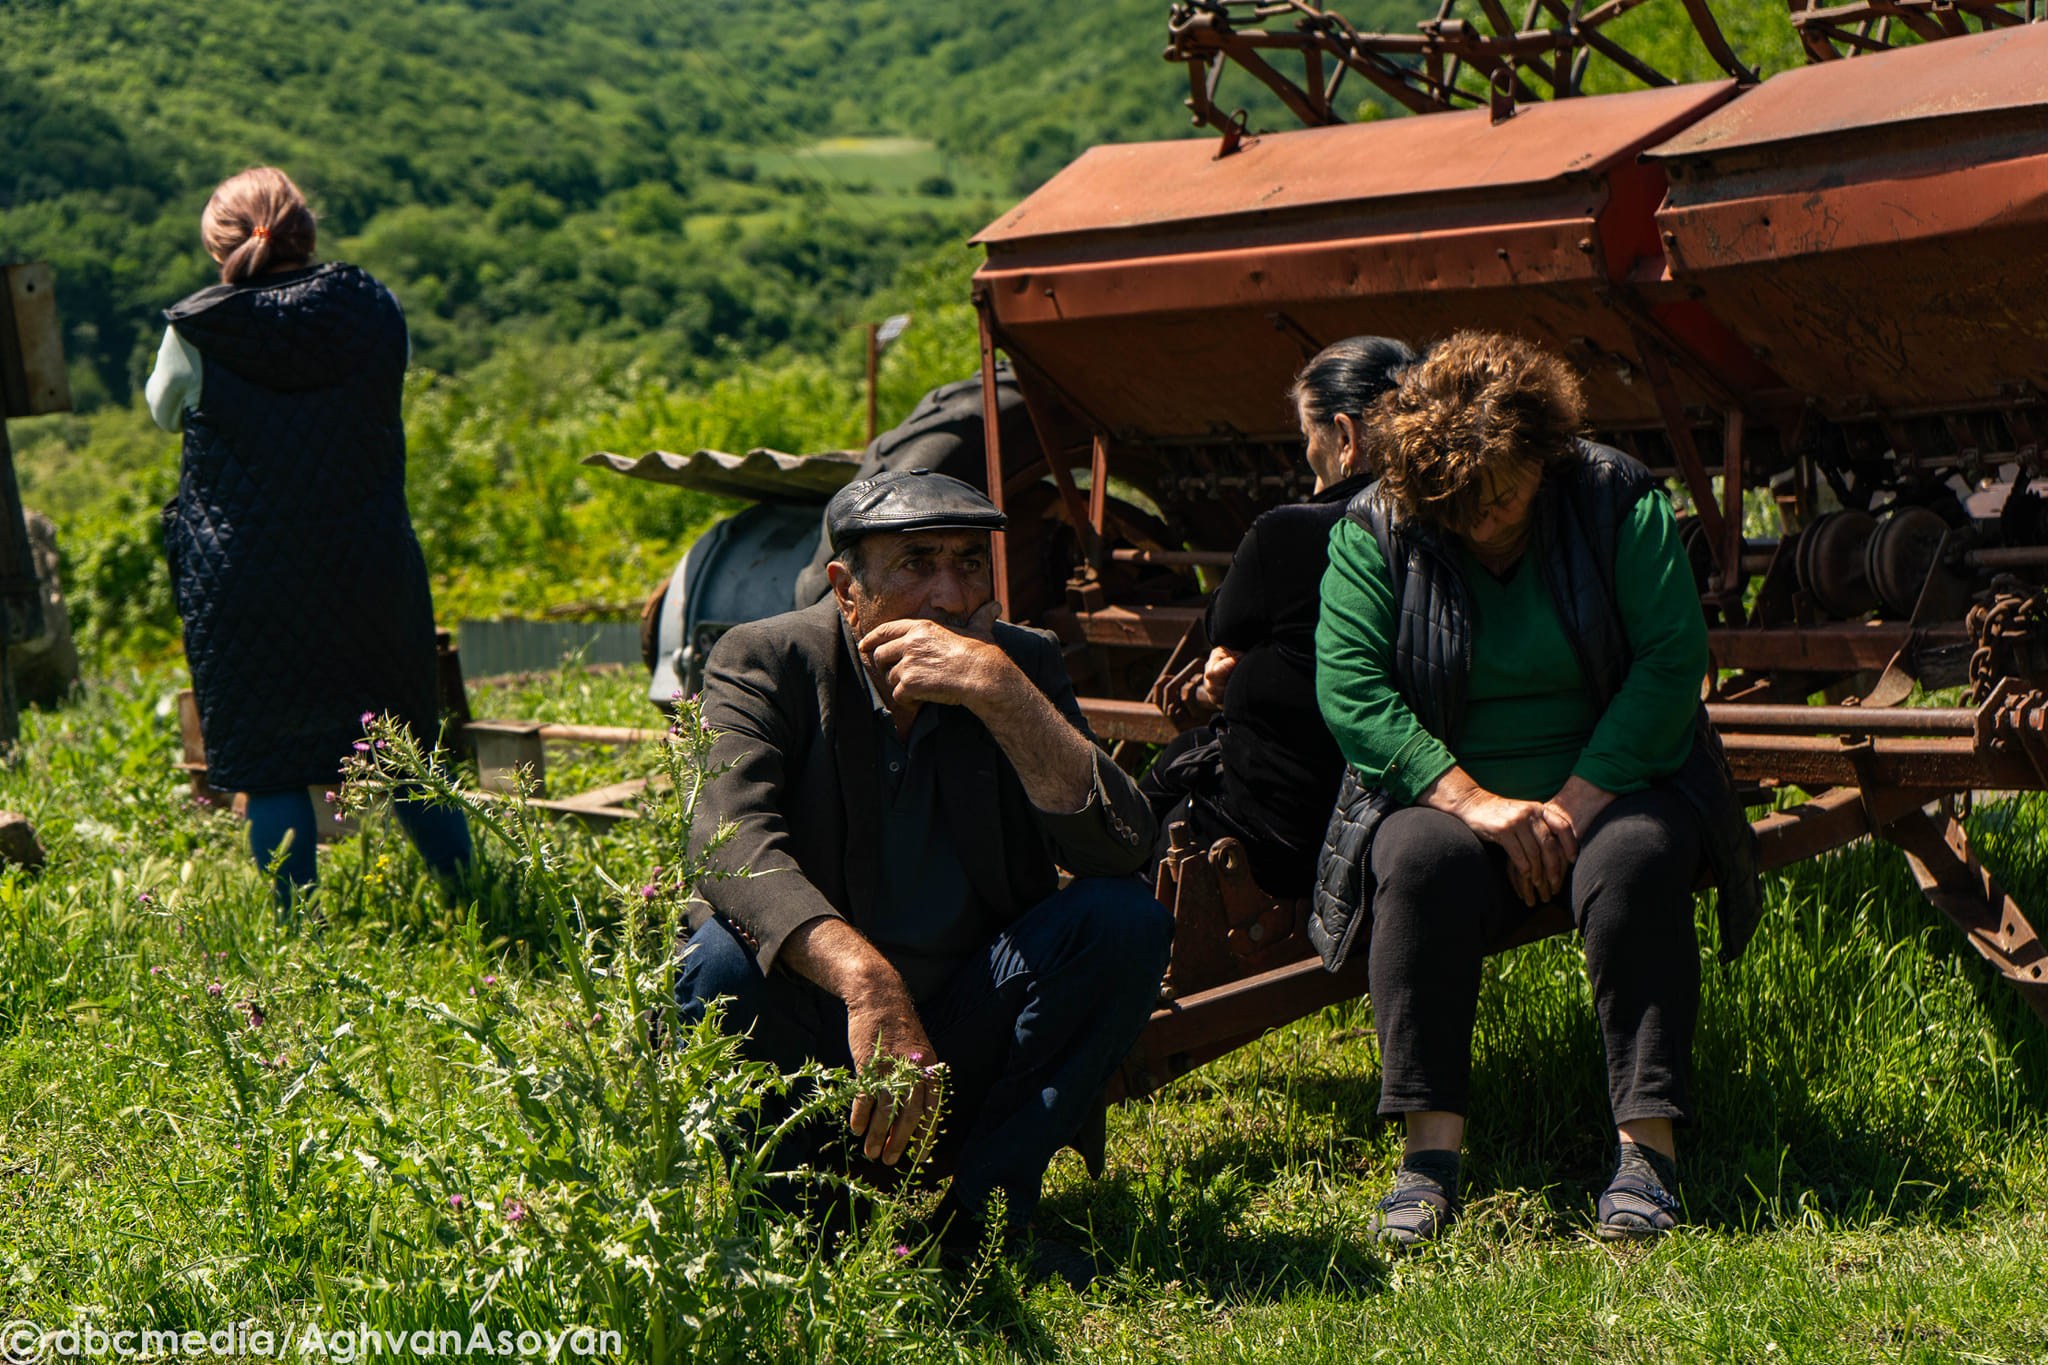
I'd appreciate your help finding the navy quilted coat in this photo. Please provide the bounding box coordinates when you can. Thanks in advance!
[161,262,441,793]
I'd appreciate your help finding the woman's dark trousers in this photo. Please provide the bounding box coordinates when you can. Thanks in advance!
[1367,786,1704,1125]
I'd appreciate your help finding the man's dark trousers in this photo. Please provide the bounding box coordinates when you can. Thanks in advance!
[675,876,1172,1229]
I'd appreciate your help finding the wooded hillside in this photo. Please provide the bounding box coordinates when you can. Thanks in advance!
[4,0,1801,406]
[2,0,1806,646]
[2,0,1282,403]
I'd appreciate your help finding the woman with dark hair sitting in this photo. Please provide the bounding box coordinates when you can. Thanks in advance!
[146,167,471,900]
[1141,335,1418,898]
[1312,331,1757,1245]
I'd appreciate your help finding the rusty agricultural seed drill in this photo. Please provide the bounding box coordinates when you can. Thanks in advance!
[956,0,2048,1096]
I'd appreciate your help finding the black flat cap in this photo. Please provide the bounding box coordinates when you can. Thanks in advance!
[825,468,1007,552]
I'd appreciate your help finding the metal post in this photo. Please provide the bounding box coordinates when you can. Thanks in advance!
[0,262,69,753]
[973,291,1011,617]
[0,417,35,751]
[864,323,879,446]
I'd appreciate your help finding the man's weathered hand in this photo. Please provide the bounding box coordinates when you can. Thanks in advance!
[859,594,1096,815]
[844,982,940,1166]
[1194,645,1242,708]
[778,915,941,1167]
[860,602,1010,713]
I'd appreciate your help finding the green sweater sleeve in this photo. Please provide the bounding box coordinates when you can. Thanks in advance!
[1315,517,1459,805]
[1569,493,1709,793]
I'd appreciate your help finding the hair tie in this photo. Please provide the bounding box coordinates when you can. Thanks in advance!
[250,225,272,241]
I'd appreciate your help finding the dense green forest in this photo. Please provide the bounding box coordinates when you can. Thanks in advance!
[1,0,1807,651]
[4,0,1280,400]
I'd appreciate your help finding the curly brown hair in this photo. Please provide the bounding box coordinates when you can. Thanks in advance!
[1368,330,1586,530]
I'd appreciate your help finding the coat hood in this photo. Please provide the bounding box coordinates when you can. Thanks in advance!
[165,262,405,394]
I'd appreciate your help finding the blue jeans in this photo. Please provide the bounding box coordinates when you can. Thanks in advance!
[675,876,1173,1228]
[246,788,473,900]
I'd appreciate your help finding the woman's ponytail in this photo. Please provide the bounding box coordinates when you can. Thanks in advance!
[201,168,317,285]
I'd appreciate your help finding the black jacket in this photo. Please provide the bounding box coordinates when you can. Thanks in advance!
[162,262,440,792]
[1310,442,1762,971]
[689,598,1156,976]
[1203,471,1372,890]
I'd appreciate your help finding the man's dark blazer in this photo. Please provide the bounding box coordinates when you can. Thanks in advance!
[688,597,1157,976]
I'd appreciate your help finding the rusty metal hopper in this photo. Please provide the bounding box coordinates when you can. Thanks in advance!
[1646,24,2048,419]
[973,80,1766,444]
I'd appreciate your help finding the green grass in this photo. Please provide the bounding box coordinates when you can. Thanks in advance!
[1,658,2045,1361]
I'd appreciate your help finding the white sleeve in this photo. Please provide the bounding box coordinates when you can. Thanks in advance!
[144,326,203,433]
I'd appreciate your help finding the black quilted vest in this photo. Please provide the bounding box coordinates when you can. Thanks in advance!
[162,262,441,792]
[1308,442,1762,971]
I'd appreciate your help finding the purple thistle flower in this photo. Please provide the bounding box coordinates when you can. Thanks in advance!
[334,814,345,823]
[448,1193,465,1211]
[361,711,377,725]
[640,884,659,900]
[352,742,370,753]
[375,740,388,750]
[206,981,223,998]
[324,791,338,804]
[503,1197,527,1225]
[137,891,154,905]
[149,965,164,977]
[482,975,498,986]
[892,1244,911,1258]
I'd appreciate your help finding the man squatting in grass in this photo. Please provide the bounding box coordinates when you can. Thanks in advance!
[675,468,1172,1263]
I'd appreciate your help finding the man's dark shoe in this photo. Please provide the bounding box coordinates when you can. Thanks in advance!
[1013,1230,1100,1290]
[926,1196,1100,1289]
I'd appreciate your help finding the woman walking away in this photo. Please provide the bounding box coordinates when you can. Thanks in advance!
[1312,331,1758,1245]
[146,167,470,900]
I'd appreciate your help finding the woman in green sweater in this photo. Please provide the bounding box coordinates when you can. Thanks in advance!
[1314,331,1753,1246]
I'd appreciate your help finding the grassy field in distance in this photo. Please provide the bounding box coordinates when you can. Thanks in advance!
[760,137,1002,195]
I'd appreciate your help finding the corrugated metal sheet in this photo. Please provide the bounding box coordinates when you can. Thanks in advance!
[582,447,861,503]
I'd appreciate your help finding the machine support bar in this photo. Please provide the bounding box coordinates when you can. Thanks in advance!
[973,292,1012,616]
[1089,433,1111,555]
[1112,782,2048,1101]
[1880,807,2048,1024]
[1634,335,1728,567]
[1721,405,1747,599]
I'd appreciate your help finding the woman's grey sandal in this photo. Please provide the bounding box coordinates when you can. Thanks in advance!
[1369,1182,1454,1248]
[1596,1174,1679,1240]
